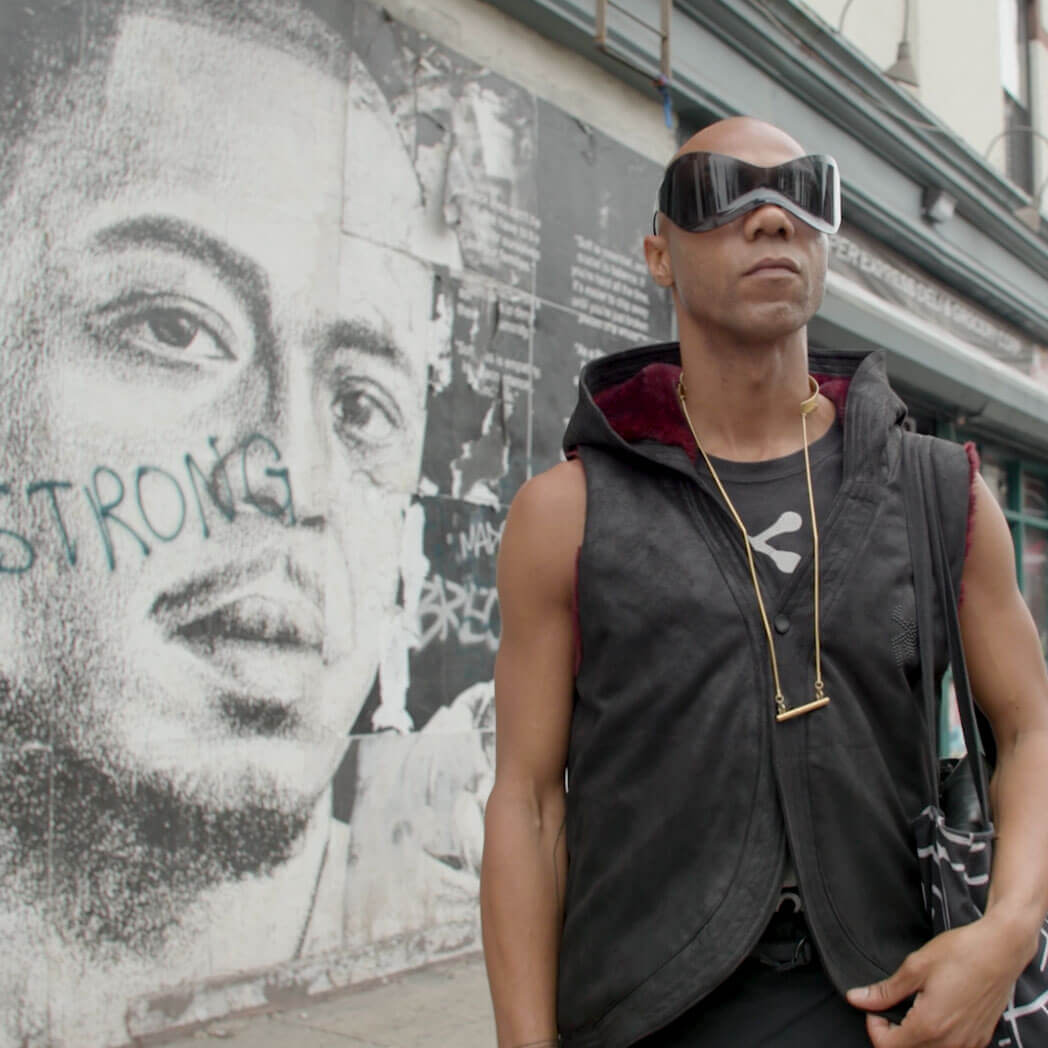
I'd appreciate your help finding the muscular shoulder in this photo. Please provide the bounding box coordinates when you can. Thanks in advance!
[498,459,585,607]
[509,459,585,529]
[959,471,1048,741]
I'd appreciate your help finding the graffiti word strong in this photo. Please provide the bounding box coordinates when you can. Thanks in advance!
[0,434,294,574]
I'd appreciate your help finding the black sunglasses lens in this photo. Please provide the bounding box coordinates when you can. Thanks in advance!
[659,153,838,232]
[664,154,754,230]
[661,154,701,230]
[775,158,834,218]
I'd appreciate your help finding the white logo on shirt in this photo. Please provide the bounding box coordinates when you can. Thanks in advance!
[748,511,802,574]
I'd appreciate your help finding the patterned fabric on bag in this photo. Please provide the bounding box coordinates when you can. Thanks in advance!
[914,807,1048,1045]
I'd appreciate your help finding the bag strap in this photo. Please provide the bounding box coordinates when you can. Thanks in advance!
[900,432,940,789]
[901,433,992,824]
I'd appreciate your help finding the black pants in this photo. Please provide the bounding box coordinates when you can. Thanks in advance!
[637,960,871,1047]
[637,912,872,1047]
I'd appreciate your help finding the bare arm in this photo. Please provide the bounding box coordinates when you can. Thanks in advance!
[961,475,1048,946]
[849,474,1048,1047]
[481,461,584,1048]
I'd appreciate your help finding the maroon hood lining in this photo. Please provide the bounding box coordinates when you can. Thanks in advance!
[591,362,852,458]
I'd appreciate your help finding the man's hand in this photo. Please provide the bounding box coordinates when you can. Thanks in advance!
[846,915,1033,1047]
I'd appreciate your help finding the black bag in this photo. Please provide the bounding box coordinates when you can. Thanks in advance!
[903,433,1048,1046]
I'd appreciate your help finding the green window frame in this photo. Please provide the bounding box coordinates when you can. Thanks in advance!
[1001,459,1048,655]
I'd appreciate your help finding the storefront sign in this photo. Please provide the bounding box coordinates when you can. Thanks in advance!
[829,224,1038,371]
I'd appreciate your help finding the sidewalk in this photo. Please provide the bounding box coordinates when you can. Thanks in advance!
[155,953,494,1048]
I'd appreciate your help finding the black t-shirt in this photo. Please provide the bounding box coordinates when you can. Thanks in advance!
[700,419,844,596]
[697,419,844,896]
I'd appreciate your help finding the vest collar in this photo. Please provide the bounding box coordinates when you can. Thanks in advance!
[562,342,907,489]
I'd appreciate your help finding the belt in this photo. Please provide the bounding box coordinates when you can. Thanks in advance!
[749,898,814,972]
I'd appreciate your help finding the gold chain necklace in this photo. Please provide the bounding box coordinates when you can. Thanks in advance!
[677,374,830,723]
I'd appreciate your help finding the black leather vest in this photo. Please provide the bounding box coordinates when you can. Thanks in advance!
[557,345,969,1048]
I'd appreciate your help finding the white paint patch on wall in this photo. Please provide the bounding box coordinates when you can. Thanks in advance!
[379,0,678,162]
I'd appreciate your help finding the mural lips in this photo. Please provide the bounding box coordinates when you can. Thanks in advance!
[150,557,325,726]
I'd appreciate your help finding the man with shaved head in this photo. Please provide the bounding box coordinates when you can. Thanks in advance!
[481,117,1048,1047]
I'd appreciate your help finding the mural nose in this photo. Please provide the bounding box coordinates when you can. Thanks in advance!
[249,370,329,530]
[275,435,329,529]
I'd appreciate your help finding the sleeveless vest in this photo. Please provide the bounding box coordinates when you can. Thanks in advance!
[557,344,970,1048]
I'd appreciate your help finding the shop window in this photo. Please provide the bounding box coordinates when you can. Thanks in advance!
[1014,469,1048,656]
[1022,528,1048,651]
[979,455,1009,509]
[1023,472,1047,515]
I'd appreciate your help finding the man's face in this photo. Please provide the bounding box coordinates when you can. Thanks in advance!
[0,15,439,812]
[652,123,829,344]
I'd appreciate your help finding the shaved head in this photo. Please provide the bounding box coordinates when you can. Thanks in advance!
[652,117,813,237]
[645,114,829,347]
[672,116,806,167]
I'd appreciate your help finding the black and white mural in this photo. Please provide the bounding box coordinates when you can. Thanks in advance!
[0,1,672,1043]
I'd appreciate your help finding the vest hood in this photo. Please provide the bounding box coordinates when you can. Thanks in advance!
[562,341,909,478]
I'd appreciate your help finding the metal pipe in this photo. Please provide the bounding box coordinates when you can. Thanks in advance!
[839,0,909,41]
[660,0,672,79]
[982,125,1048,160]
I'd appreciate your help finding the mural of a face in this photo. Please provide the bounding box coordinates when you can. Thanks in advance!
[0,2,669,1043]
[0,12,438,819]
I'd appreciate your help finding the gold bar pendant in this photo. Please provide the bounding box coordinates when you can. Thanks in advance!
[775,695,831,722]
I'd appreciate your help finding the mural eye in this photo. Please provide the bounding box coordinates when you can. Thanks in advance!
[121,307,232,362]
[144,310,202,350]
[331,383,401,448]
[88,294,237,369]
